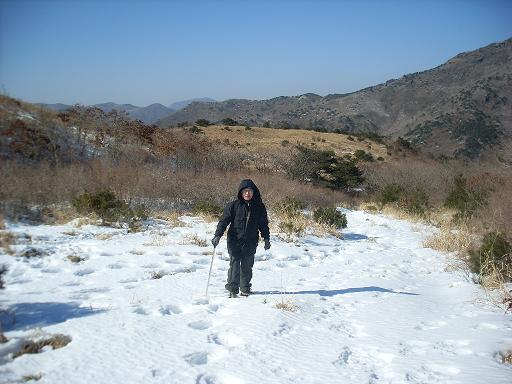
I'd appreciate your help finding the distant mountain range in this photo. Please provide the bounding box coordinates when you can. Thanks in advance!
[158,38,512,160]
[40,98,217,124]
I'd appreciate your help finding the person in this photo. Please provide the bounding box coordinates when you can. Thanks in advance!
[211,179,270,298]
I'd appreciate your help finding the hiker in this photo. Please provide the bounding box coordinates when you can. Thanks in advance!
[211,179,270,298]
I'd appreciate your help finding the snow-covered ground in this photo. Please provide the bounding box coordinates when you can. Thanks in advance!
[0,210,511,383]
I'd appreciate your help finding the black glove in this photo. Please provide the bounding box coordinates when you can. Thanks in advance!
[264,238,271,250]
[211,236,221,248]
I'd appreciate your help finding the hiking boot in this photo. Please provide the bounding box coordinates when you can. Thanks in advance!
[229,292,238,298]
[240,289,252,297]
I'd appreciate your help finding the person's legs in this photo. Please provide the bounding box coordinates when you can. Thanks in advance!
[240,252,255,293]
[225,252,241,294]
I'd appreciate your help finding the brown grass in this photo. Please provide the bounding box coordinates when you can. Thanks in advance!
[198,125,389,161]
[67,255,85,263]
[0,231,16,254]
[22,373,42,382]
[275,298,298,312]
[13,334,71,359]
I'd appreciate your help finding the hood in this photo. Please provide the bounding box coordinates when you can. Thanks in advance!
[237,179,263,204]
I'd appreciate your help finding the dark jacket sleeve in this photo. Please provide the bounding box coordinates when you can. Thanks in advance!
[214,201,234,237]
[258,203,270,240]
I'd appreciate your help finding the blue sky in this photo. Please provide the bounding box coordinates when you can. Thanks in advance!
[1,0,511,106]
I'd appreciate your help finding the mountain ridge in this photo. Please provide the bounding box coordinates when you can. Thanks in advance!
[158,38,512,160]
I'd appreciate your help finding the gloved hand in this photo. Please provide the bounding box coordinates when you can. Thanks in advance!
[211,236,221,248]
[264,238,271,250]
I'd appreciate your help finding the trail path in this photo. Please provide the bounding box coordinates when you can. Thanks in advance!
[1,210,510,383]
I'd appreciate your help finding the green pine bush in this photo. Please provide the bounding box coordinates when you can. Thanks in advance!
[274,197,306,218]
[445,175,486,220]
[313,207,347,229]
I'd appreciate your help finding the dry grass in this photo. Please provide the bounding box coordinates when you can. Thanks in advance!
[95,233,113,241]
[0,214,5,230]
[275,297,298,312]
[22,373,42,382]
[0,231,16,255]
[497,350,512,364]
[67,255,85,263]
[185,235,208,247]
[423,223,476,254]
[153,210,185,227]
[199,125,389,162]
[149,270,167,280]
[13,334,71,359]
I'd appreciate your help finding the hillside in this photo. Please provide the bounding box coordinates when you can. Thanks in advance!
[159,38,512,160]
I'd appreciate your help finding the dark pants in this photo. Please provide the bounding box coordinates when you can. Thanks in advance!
[225,242,255,293]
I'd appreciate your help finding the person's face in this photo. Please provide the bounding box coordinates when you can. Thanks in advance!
[242,188,254,201]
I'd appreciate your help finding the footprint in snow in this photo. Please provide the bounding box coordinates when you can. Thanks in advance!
[164,258,182,264]
[184,351,208,365]
[74,268,95,276]
[188,320,211,330]
[107,263,123,269]
[207,332,244,348]
[414,320,448,330]
[195,373,216,383]
[332,346,352,366]
[133,306,148,315]
[157,304,182,315]
[193,258,210,265]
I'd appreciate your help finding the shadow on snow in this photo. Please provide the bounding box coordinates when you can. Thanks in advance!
[0,302,106,332]
[254,286,419,297]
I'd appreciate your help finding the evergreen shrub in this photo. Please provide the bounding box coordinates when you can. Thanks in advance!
[313,207,347,229]
[377,183,404,206]
[274,197,306,218]
[445,175,486,220]
[72,190,147,225]
[400,187,429,215]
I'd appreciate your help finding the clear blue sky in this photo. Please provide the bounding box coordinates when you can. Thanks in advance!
[1,0,511,107]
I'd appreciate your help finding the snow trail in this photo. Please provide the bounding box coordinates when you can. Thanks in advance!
[1,210,511,383]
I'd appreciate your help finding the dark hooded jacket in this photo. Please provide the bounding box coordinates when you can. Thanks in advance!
[214,179,270,255]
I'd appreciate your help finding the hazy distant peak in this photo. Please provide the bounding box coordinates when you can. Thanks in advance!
[168,97,216,110]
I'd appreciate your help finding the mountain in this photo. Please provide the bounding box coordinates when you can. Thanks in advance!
[158,38,512,160]
[168,97,216,110]
[40,102,175,124]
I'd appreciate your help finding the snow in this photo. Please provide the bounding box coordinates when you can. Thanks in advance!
[1,209,511,383]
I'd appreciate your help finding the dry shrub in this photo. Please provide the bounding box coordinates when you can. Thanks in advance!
[365,157,455,206]
[22,373,42,382]
[150,270,167,280]
[153,210,184,227]
[67,255,85,263]
[497,350,512,365]
[0,231,16,254]
[185,235,208,247]
[275,298,298,312]
[95,233,113,241]
[0,214,5,230]
[13,334,71,359]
